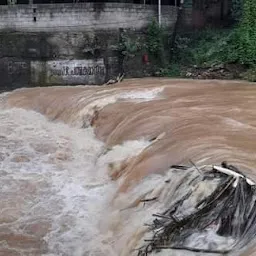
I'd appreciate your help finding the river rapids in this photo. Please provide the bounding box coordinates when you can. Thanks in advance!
[0,78,256,256]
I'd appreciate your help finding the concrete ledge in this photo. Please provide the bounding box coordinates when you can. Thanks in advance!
[0,3,178,32]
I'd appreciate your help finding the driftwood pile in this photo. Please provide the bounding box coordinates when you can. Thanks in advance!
[137,162,256,255]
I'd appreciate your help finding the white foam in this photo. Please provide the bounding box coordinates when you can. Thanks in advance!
[0,93,239,256]
[0,91,9,109]
[223,117,253,130]
[98,139,150,164]
[0,108,151,256]
[119,87,164,101]
[76,87,164,127]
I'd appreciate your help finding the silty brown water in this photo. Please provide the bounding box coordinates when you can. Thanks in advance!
[0,78,256,256]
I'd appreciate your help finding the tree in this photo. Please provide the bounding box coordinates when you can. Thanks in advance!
[235,0,256,65]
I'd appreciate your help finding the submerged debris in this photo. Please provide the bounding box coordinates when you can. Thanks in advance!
[138,162,256,255]
[105,73,125,85]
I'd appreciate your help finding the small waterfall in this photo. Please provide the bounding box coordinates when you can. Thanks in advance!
[1,78,256,256]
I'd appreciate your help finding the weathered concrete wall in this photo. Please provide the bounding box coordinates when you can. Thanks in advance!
[31,59,106,85]
[0,30,121,89]
[0,3,177,31]
[0,3,178,89]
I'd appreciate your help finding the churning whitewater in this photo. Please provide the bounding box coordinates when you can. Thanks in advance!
[1,78,256,256]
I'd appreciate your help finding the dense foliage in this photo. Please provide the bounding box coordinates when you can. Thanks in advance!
[232,0,256,65]
[145,19,164,59]
[145,19,169,68]
[172,29,231,67]
[166,0,256,81]
[118,0,256,81]
[231,0,243,21]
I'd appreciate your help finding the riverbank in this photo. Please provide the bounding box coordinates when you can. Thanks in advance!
[153,28,256,82]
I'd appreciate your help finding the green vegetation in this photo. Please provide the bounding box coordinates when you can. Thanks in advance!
[118,19,168,62]
[145,19,167,66]
[119,0,256,82]
[162,0,256,81]
[242,68,256,82]
[118,32,142,59]
[231,0,243,21]
[156,63,182,77]
[232,0,256,66]
[118,19,170,75]
[172,29,232,67]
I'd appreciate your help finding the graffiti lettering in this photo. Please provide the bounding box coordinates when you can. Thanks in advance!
[8,61,28,75]
[50,65,105,77]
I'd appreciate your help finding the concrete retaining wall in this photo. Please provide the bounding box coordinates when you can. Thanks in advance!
[0,3,178,89]
[0,30,120,89]
[0,3,177,31]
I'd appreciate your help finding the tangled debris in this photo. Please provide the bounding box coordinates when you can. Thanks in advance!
[137,162,256,255]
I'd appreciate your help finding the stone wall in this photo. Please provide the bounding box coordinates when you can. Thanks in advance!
[0,3,178,89]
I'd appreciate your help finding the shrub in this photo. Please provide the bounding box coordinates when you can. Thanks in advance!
[146,19,168,67]
[242,67,256,82]
[231,0,256,65]
[231,0,243,21]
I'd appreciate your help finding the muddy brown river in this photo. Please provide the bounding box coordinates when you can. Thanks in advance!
[0,78,256,256]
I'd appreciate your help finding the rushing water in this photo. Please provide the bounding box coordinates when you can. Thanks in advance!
[0,78,256,256]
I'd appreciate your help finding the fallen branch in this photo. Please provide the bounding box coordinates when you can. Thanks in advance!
[137,163,256,256]
[155,245,230,254]
[140,197,158,203]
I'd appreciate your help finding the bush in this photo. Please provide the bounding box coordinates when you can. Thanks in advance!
[231,0,243,21]
[146,19,168,67]
[146,19,164,57]
[172,29,232,67]
[156,63,182,77]
[230,0,256,65]
[118,32,143,59]
[242,67,256,82]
